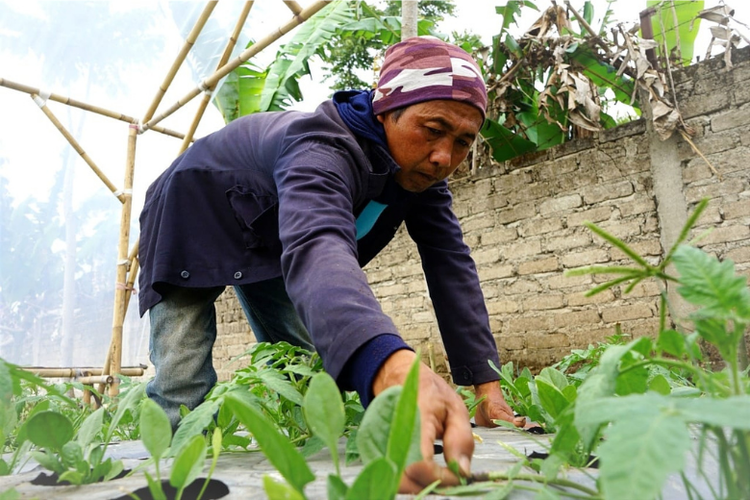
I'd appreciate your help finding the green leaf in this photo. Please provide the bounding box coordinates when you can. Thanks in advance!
[0,360,12,406]
[647,0,704,66]
[0,487,19,500]
[673,245,750,320]
[169,433,206,490]
[258,370,304,406]
[649,374,672,395]
[58,470,84,485]
[615,366,649,396]
[140,399,173,461]
[387,356,422,477]
[263,475,306,500]
[171,399,221,458]
[31,451,64,474]
[104,381,146,444]
[570,49,636,107]
[260,1,354,111]
[676,396,750,429]
[103,459,124,482]
[357,386,400,464]
[535,380,569,420]
[327,474,349,500]
[657,329,686,358]
[76,407,104,448]
[60,441,84,470]
[480,118,538,162]
[225,393,315,493]
[303,373,345,471]
[537,367,568,391]
[598,413,691,500]
[145,471,168,500]
[25,411,74,451]
[345,457,397,500]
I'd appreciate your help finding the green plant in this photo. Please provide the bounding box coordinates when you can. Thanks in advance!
[222,355,422,499]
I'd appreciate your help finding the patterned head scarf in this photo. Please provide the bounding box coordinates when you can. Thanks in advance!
[373,36,487,119]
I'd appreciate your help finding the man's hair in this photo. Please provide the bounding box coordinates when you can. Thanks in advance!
[373,36,487,120]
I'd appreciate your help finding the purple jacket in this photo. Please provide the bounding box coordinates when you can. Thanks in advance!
[138,98,500,389]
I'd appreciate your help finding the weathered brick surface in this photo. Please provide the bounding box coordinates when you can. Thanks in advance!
[214,46,750,380]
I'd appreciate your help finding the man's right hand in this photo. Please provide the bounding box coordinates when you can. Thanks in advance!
[372,349,474,494]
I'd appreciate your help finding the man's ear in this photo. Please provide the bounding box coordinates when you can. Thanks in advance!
[376,114,386,124]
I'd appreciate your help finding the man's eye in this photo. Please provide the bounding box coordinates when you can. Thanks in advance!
[427,127,442,135]
[457,139,470,148]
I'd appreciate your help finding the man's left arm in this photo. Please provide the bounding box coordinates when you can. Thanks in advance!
[405,182,523,428]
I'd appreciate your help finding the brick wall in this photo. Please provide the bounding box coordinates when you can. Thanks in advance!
[212,46,750,381]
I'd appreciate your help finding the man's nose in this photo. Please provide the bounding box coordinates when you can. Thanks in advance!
[429,140,452,168]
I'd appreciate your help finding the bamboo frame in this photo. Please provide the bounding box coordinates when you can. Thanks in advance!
[141,0,331,134]
[23,366,146,378]
[5,0,330,400]
[30,94,126,203]
[0,78,187,140]
[179,1,255,154]
[142,1,219,124]
[106,124,138,397]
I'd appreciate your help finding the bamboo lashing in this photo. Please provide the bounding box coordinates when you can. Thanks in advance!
[106,124,138,397]
[30,94,126,204]
[140,0,331,134]
[179,1,255,154]
[283,1,303,16]
[141,1,218,124]
[23,366,145,378]
[0,78,187,140]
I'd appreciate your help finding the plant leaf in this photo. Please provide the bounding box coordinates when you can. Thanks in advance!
[356,386,400,465]
[673,245,750,320]
[225,393,315,493]
[263,475,306,500]
[327,473,349,500]
[345,457,397,500]
[480,118,538,162]
[104,381,146,444]
[145,471,167,500]
[25,411,74,451]
[535,379,569,420]
[598,413,690,500]
[140,399,173,462]
[170,399,221,458]
[303,373,345,472]
[387,356,422,478]
[76,407,104,449]
[657,329,686,358]
[169,433,206,490]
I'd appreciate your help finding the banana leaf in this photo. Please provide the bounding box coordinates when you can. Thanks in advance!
[646,0,704,66]
[213,62,267,123]
[480,117,538,162]
[570,48,637,109]
[260,0,354,112]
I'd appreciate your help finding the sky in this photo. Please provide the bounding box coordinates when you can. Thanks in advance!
[0,0,747,366]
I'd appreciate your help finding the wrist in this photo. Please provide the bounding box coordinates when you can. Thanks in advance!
[372,349,418,396]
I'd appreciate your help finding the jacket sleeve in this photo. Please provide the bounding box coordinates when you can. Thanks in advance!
[405,181,501,386]
[273,142,402,382]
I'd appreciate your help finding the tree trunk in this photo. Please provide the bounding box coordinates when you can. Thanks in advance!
[401,0,418,40]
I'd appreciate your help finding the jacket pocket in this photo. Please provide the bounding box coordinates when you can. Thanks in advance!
[226,187,280,250]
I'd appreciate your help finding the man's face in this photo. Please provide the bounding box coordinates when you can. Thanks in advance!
[377,100,483,193]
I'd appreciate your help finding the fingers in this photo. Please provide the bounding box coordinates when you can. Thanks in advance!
[401,459,461,494]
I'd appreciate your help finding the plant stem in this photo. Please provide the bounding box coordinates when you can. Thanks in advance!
[472,471,600,497]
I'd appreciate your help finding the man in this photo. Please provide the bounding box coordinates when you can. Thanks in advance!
[138,36,523,492]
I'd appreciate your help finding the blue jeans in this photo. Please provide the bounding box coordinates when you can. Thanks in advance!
[146,278,313,429]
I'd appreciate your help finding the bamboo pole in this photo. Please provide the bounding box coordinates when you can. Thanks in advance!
[0,78,187,140]
[142,1,218,124]
[179,1,255,154]
[107,124,138,398]
[77,375,114,385]
[283,1,303,16]
[401,1,418,40]
[31,94,126,204]
[141,0,331,134]
[22,366,146,378]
